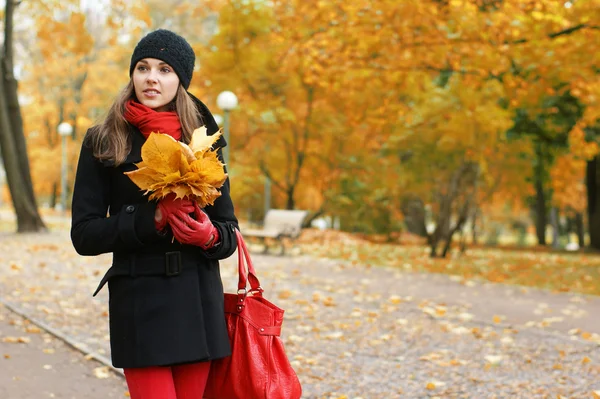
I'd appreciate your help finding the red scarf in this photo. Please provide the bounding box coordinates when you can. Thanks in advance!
[124,100,182,141]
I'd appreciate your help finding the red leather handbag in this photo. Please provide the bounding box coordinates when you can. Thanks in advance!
[203,229,302,399]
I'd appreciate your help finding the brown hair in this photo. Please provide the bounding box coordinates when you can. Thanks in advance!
[90,82,202,165]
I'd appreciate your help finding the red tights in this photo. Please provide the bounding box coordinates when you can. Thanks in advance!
[124,361,211,399]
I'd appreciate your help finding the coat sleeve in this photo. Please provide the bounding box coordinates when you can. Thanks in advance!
[202,146,239,260]
[70,133,166,256]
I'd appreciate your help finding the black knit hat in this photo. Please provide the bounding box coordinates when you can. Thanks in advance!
[129,29,195,90]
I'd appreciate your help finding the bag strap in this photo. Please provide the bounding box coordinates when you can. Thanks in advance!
[235,229,262,299]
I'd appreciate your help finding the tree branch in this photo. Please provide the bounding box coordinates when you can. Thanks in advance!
[512,23,600,44]
[259,161,286,192]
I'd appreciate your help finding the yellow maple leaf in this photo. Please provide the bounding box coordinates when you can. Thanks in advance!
[179,142,196,164]
[171,186,189,199]
[141,133,182,175]
[192,152,228,187]
[124,131,227,207]
[189,126,223,155]
[178,152,192,175]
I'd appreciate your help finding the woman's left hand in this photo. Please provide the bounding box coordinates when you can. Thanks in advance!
[168,204,220,249]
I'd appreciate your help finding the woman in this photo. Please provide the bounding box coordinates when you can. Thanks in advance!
[70,29,238,399]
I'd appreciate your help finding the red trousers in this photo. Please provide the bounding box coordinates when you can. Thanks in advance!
[124,361,211,399]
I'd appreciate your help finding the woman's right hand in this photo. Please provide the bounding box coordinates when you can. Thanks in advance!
[155,194,195,232]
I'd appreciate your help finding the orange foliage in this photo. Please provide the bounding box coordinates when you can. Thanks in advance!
[13,0,600,231]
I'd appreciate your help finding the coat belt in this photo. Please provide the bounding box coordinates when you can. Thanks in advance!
[92,251,195,297]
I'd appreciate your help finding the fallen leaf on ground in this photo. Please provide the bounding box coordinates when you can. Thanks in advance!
[93,366,111,379]
[278,290,293,299]
[2,336,31,344]
[484,355,503,365]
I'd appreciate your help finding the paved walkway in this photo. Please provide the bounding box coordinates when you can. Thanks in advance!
[0,303,127,399]
[1,229,600,398]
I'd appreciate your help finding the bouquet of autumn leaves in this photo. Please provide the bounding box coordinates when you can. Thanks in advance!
[124,127,227,208]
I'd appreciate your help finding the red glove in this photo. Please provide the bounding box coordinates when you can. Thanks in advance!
[155,194,195,232]
[168,204,220,250]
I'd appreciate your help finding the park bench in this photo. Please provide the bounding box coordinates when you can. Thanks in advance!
[243,209,308,255]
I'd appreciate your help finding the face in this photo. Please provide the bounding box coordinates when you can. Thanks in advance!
[132,58,180,112]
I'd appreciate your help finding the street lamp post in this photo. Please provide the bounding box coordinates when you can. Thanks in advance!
[57,122,73,213]
[213,114,224,128]
[216,91,238,167]
[0,159,5,208]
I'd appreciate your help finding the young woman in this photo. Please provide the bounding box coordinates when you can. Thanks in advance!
[70,29,238,399]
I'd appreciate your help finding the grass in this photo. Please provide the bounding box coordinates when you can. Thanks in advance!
[297,230,600,296]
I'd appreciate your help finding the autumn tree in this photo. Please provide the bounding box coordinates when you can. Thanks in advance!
[0,0,46,232]
[13,0,600,252]
[193,0,367,216]
[21,10,94,206]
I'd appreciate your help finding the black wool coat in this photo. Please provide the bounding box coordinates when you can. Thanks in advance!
[70,95,238,369]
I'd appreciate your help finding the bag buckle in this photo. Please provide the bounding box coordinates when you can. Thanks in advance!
[165,251,182,276]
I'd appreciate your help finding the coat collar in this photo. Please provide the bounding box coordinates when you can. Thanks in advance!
[122,124,145,164]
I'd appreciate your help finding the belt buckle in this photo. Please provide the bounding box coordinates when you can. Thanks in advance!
[165,251,182,276]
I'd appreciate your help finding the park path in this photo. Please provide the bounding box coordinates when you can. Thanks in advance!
[0,303,128,399]
[1,229,600,398]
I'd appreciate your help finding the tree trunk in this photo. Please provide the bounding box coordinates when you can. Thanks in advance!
[401,196,428,237]
[575,212,585,248]
[441,235,453,258]
[302,207,325,228]
[441,198,471,257]
[534,143,547,245]
[50,182,58,209]
[0,71,45,232]
[459,227,467,254]
[429,221,445,258]
[586,157,600,249]
[429,163,472,258]
[471,207,479,245]
[550,207,560,249]
[4,65,36,204]
[0,1,46,232]
[285,189,295,210]
[70,70,88,140]
[429,236,439,257]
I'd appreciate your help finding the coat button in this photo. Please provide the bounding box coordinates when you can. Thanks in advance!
[125,205,135,213]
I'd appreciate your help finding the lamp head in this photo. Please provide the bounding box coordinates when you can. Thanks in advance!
[58,122,73,136]
[216,91,238,111]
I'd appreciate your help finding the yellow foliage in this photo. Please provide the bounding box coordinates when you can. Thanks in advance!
[17,0,600,231]
[551,159,586,213]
